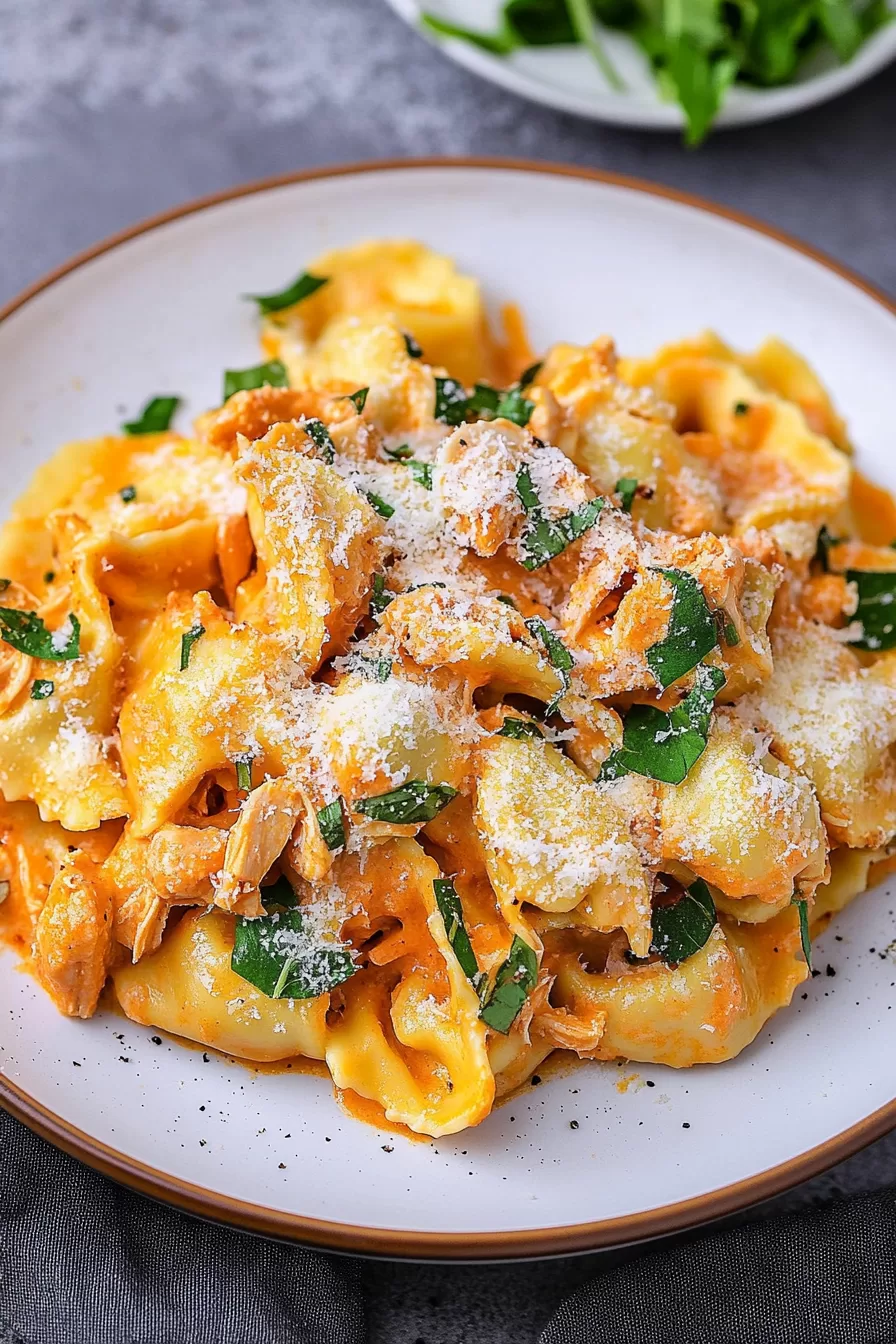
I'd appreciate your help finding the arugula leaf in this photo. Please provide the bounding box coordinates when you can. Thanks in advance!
[119,485,137,503]
[616,477,639,512]
[179,621,205,671]
[369,573,394,617]
[302,417,335,464]
[407,460,434,490]
[845,570,896,650]
[479,935,539,1033]
[121,395,180,435]
[564,0,625,88]
[433,377,470,425]
[497,716,543,740]
[433,878,481,982]
[355,780,458,825]
[0,609,80,661]
[317,799,346,852]
[346,387,369,413]
[793,895,812,969]
[525,616,574,715]
[650,877,717,964]
[816,0,863,57]
[403,332,423,358]
[247,272,328,315]
[598,662,725,785]
[647,568,718,688]
[231,902,355,1000]
[30,679,54,700]
[233,753,254,793]
[365,491,395,520]
[664,38,738,146]
[421,10,518,53]
[223,359,288,401]
[516,464,603,570]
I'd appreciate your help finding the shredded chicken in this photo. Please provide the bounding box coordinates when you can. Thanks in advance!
[33,856,112,1017]
[214,776,302,915]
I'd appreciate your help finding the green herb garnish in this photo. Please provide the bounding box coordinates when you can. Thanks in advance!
[121,395,180,435]
[479,935,539,1033]
[302,418,335,464]
[407,460,434,490]
[233,753,254,793]
[598,662,725,785]
[355,780,458,825]
[815,524,840,573]
[369,573,394,617]
[222,359,288,401]
[179,620,205,671]
[496,593,518,609]
[384,442,414,461]
[497,716,543,740]
[0,610,80,661]
[365,491,395,520]
[231,902,355,1000]
[347,387,369,413]
[646,568,718,688]
[616,477,639,512]
[433,878,481,984]
[30,679,54,700]
[317,799,346,852]
[119,485,137,503]
[357,654,392,682]
[516,464,603,570]
[434,377,470,425]
[246,271,328,315]
[793,895,812,970]
[845,570,896,651]
[650,878,717,965]
[525,616,574,716]
[403,332,423,359]
[518,360,543,389]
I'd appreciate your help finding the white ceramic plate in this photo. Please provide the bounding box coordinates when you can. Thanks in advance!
[387,0,896,130]
[1,161,895,1259]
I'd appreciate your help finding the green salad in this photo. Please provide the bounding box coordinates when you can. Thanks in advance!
[421,0,891,143]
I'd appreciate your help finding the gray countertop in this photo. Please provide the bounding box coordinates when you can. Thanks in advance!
[2,3,895,1340]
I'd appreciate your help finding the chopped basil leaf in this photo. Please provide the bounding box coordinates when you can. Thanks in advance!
[384,442,414,461]
[496,593,517,609]
[815,524,839,573]
[646,568,718,689]
[355,780,458,825]
[616,477,639,512]
[30,679,54,700]
[714,609,740,648]
[525,616,573,716]
[119,485,137,503]
[407,581,447,592]
[122,395,180,435]
[317,799,346,852]
[516,465,603,570]
[347,387,369,413]
[407,460,433,491]
[222,359,288,401]
[650,878,717,965]
[518,360,542,390]
[231,904,355,1000]
[0,609,80,661]
[302,417,335,464]
[466,383,501,418]
[403,332,423,359]
[793,895,812,970]
[598,662,725,786]
[179,620,205,671]
[724,621,740,646]
[433,377,469,426]
[358,654,392,682]
[364,491,395,520]
[497,716,542,740]
[495,386,535,427]
[246,271,328,315]
[369,573,393,617]
[233,753,254,793]
[433,878,480,983]
[845,570,896,651]
[479,935,538,1034]
[733,401,750,415]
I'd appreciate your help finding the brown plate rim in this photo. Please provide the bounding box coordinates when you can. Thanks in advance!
[1,156,894,1260]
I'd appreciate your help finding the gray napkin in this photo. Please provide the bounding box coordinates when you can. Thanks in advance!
[0,1109,364,1344]
[541,1185,896,1344]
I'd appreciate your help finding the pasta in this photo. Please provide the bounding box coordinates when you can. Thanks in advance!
[1,238,893,1139]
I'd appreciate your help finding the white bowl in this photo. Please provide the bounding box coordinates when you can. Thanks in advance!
[386,0,896,130]
[1,161,894,1258]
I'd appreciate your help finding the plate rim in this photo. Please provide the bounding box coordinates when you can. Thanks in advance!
[1,156,894,1260]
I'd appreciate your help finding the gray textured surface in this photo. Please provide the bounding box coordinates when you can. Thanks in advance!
[2,3,895,1341]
